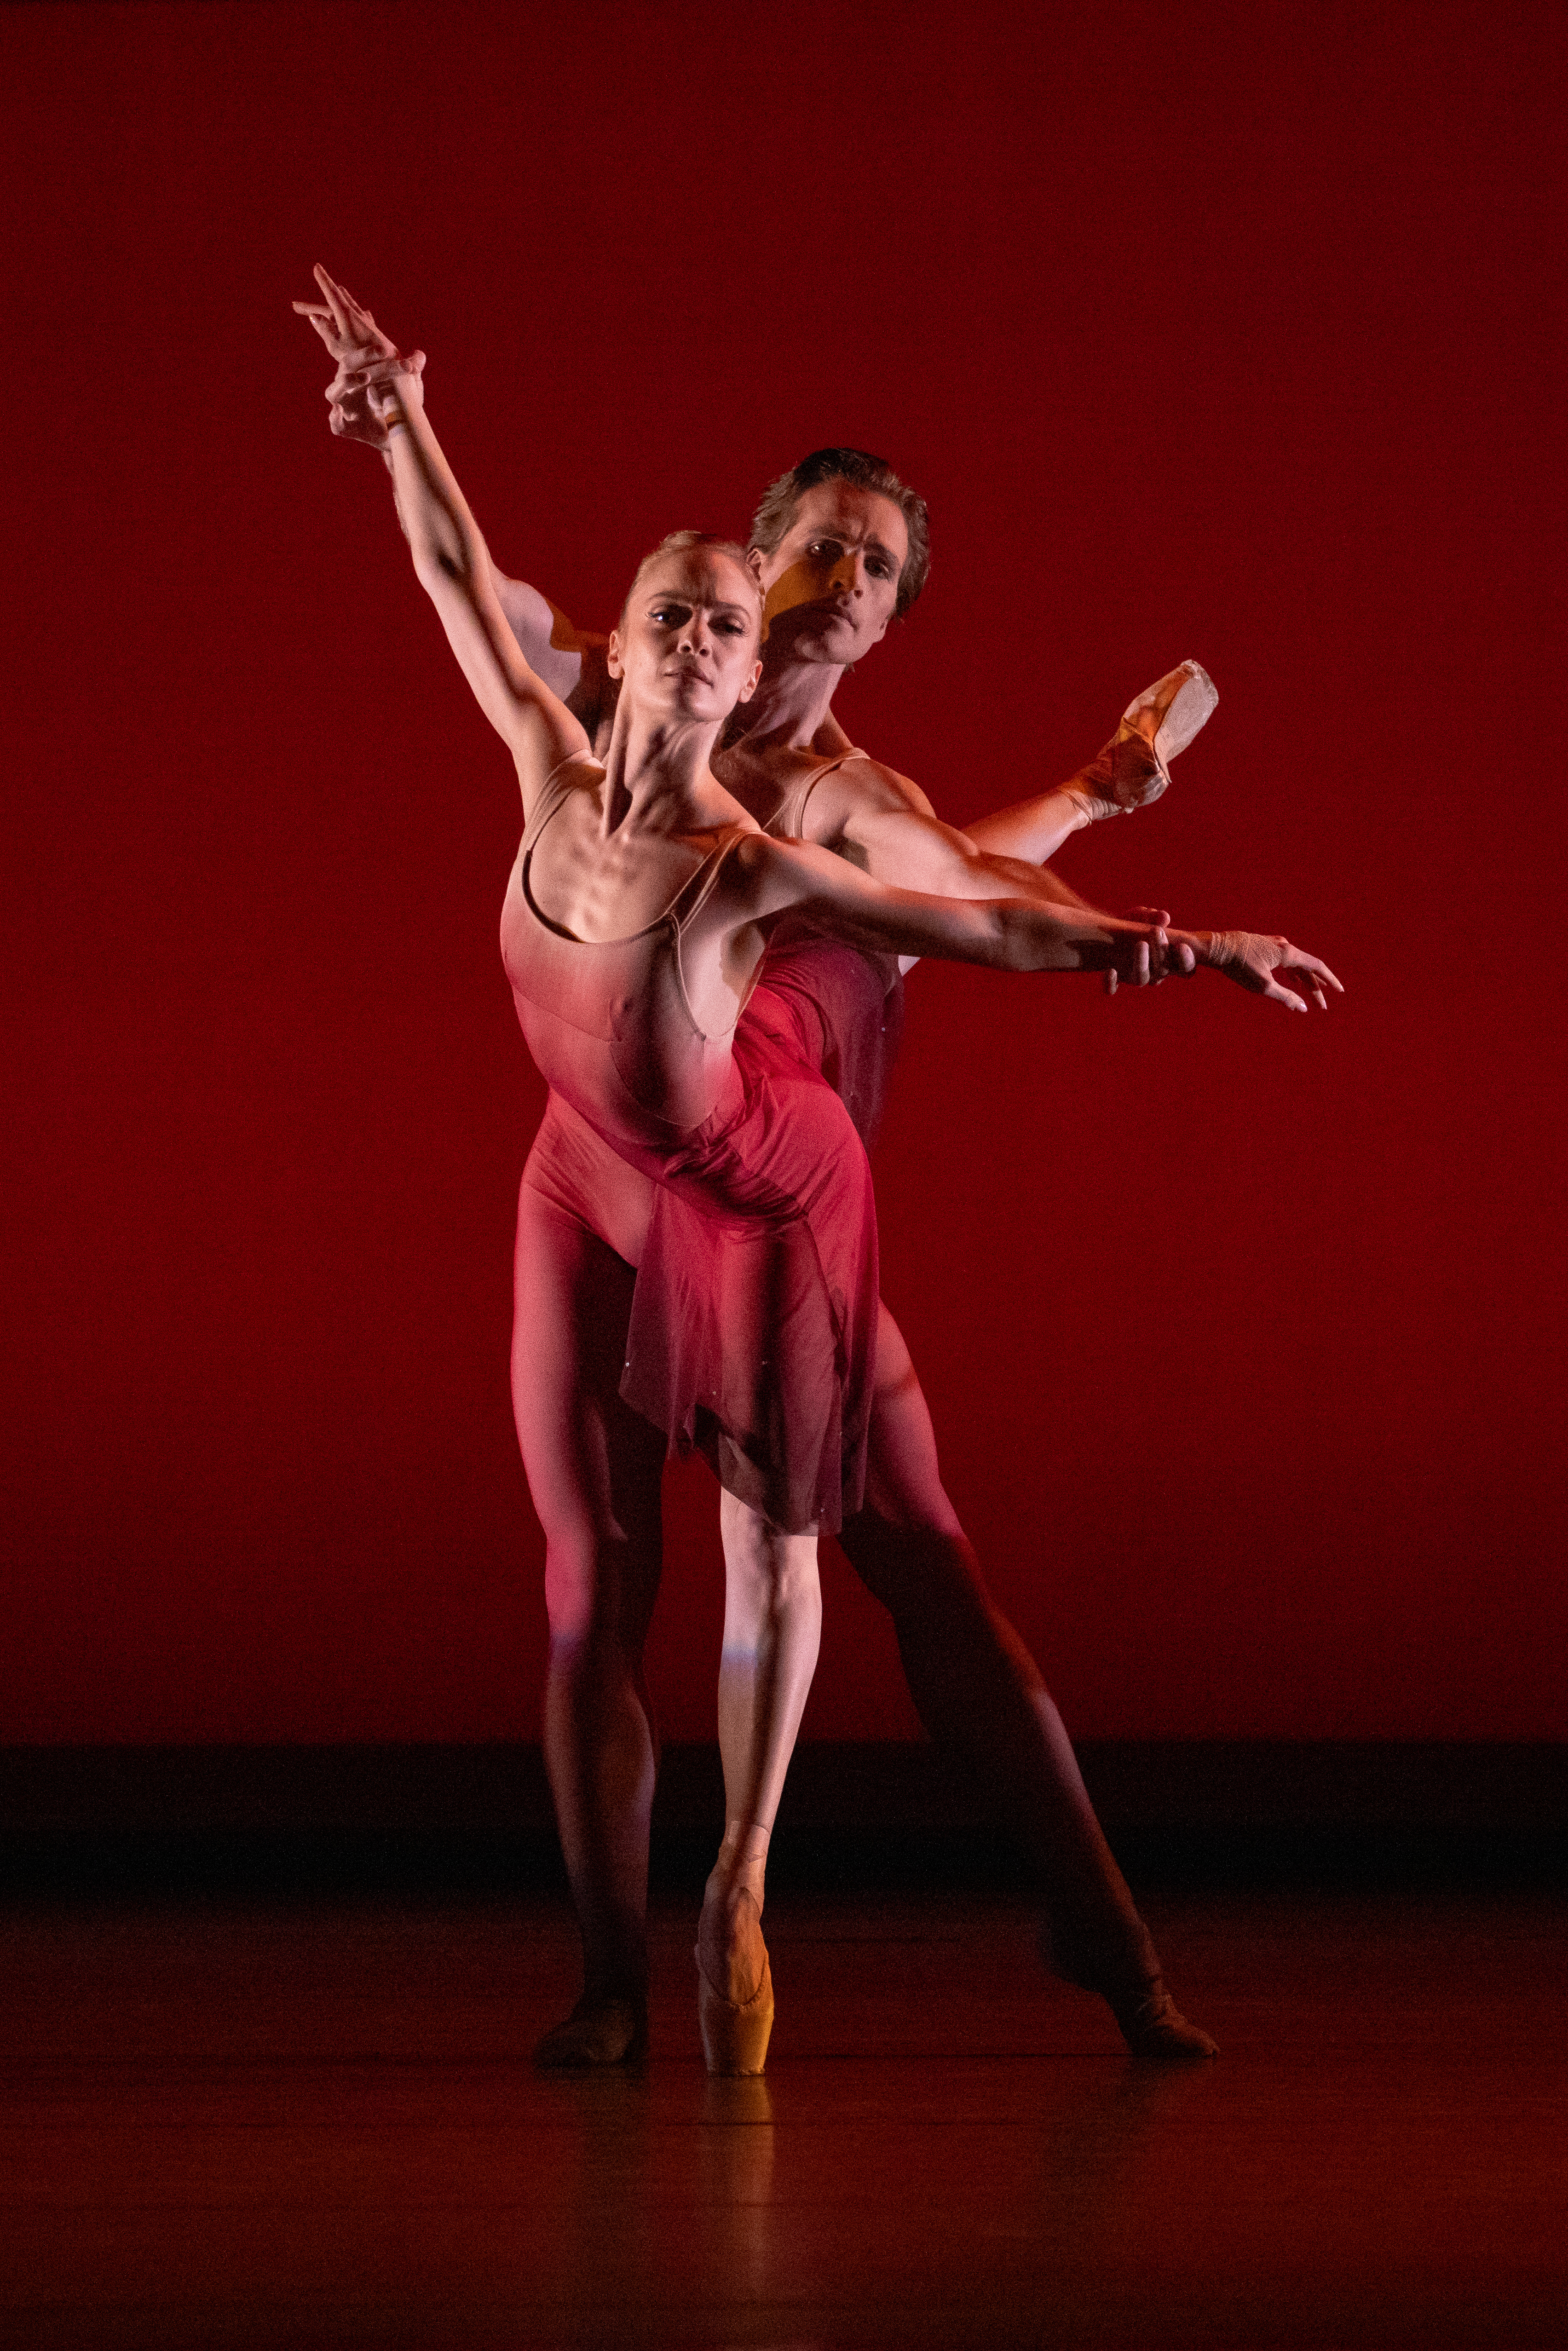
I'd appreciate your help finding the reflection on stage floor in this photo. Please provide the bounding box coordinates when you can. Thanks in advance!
[3,1886,1565,2346]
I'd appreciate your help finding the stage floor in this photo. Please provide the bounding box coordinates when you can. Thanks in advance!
[3,1886,1564,2347]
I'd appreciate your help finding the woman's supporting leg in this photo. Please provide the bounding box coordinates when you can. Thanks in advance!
[511,1175,668,2065]
[837,1302,1215,2058]
[698,1493,822,2073]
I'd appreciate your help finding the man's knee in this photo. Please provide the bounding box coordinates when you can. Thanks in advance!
[543,1520,658,1647]
[840,1513,986,1615]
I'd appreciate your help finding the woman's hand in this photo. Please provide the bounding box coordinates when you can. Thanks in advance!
[293,264,426,446]
[1201,931,1343,1011]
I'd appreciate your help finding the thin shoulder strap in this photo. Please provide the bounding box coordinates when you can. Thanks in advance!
[787,748,867,839]
[670,827,761,1042]
[669,824,752,934]
[525,748,601,847]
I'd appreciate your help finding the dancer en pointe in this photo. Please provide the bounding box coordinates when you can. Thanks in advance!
[299,270,1340,2069]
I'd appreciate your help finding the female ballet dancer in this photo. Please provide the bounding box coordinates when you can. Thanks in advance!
[299,273,1338,2070]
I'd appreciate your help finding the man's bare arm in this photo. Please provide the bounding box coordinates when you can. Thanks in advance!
[809,757,1118,919]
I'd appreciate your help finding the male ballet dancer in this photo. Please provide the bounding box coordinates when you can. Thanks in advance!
[301,276,1335,2061]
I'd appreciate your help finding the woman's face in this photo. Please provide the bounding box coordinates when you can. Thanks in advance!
[608,551,763,722]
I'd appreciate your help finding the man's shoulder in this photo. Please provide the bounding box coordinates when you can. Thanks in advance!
[813,750,937,828]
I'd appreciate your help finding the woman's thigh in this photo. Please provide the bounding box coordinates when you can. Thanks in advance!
[511,1169,666,1644]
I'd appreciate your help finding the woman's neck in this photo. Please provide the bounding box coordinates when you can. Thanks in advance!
[599,702,729,835]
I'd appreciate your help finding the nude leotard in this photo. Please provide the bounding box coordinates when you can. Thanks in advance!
[504,755,881,1533]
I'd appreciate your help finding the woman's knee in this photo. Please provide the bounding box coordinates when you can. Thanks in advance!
[720,1491,820,1619]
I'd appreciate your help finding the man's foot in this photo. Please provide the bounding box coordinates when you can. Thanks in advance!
[1047,1919,1219,2063]
[533,1992,647,2070]
[1118,1980,1219,2063]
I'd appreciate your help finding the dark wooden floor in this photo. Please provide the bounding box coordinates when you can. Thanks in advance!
[3,1885,1566,2348]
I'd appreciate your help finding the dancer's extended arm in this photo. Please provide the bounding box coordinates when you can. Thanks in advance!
[715,836,1341,1008]
[294,270,606,714]
[297,297,1176,908]
[377,380,588,805]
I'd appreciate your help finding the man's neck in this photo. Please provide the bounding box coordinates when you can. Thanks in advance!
[728,650,847,755]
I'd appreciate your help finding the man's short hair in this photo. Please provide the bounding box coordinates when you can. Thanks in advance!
[749,449,931,618]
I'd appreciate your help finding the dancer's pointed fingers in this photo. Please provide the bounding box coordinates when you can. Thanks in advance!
[1263,975,1309,1011]
[1298,952,1343,995]
[312,265,352,336]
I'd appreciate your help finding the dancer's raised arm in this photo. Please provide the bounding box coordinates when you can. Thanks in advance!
[295,275,611,716]
[296,298,1184,918]
[295,268,585,805]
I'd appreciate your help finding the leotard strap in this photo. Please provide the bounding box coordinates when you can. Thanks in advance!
[524,747,604,847]
[765,749,868,842]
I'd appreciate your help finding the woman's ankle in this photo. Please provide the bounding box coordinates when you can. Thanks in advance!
[708,1821,771,1917]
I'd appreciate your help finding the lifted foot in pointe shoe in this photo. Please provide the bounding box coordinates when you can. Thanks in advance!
[1066,658,1220,822]
[695,1886,774,2077]
[533,1992,647,2070]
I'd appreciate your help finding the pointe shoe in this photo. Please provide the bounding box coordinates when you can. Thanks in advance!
[1048,1921,1218,2063]
[533,1992,647,2070]
[1071,659,1219,819]
[695,1889,776,2077]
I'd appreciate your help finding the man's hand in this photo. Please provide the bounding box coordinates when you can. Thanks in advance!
[1203,931,1343,1011]
[1102,909,1197,995]
[1098,922,1201,992]
[293,264,426,447]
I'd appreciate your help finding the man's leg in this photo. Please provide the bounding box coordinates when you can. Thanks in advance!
[512,1175,667,2065]
[836,1302,1216,2057]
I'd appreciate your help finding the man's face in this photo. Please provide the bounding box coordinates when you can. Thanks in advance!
[751,482,909,668]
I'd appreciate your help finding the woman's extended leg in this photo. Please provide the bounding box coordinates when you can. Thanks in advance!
[511,1167,667,2066]
[835,1301,1216,2057]
[697,1493,822,2072]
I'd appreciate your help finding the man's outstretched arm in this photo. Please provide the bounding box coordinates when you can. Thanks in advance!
[489,575,611,710]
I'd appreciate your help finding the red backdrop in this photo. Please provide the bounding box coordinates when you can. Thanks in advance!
[4,0,1562,1745]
